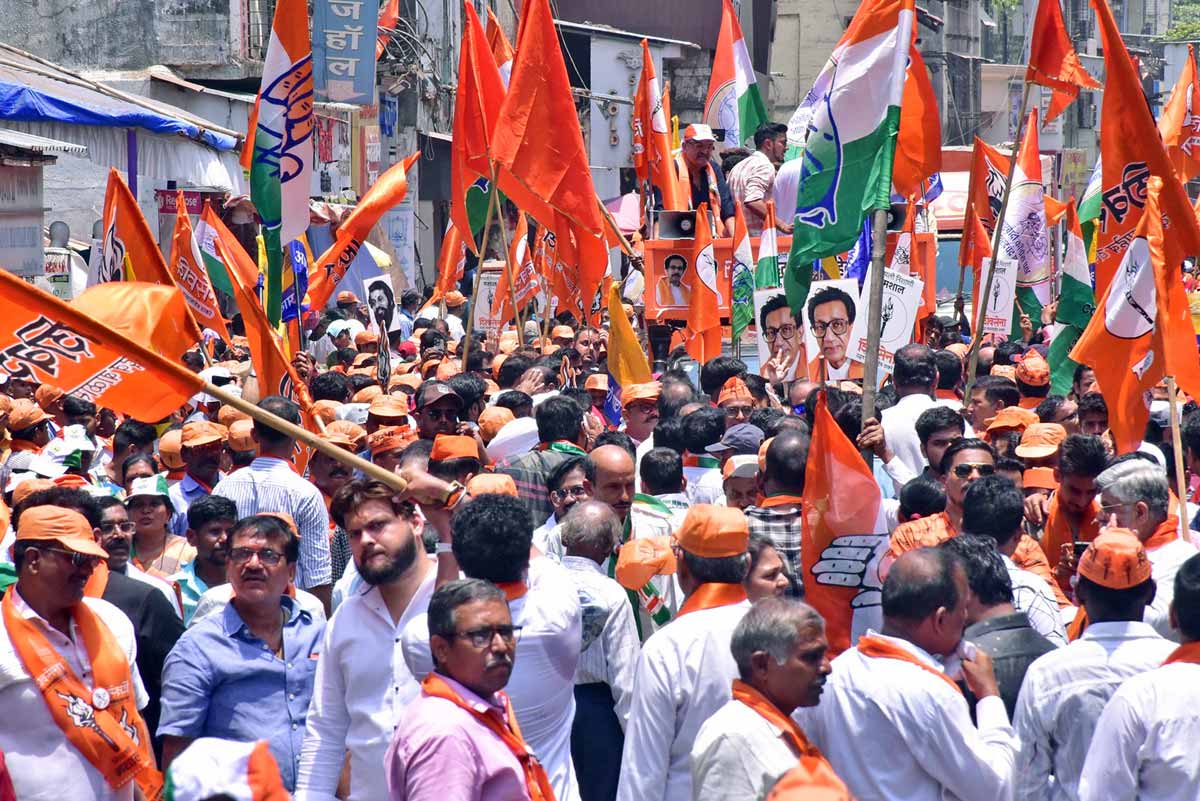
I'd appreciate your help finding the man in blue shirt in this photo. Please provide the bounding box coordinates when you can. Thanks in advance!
[170,494,238,624]
[158,514,325,790]
[169,420,227,535]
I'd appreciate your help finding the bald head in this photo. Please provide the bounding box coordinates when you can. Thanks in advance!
[586,445,637,521]
[764,429,810,496]
[881,547,968,656]
[561,500,621,563]
[659,381,698,419]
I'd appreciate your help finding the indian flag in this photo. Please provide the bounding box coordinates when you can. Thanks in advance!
[731,202,755,340]
[1001,109,1051,320]
[195,204,235,297]
[783,0,913,311]
[756,199,782,287]
[242,0,313,326]
[704,0,768,149]
[1048,201,1093,395]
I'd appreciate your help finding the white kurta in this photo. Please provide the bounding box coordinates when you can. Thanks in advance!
[1145,537,1198,641]
[795,632,1018,801]
[1079,660,1200,801]
[616,598,752,801]
[690,697,803,801]
[879,393,939,478]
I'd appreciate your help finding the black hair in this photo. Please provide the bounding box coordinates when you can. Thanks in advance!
[494,390,533,414]
[898,477,947,520]
[652,415,687,454]
[447,373,487,411]
[13,487,101,531]
[804,386,852,430]
[310,371,353,403]
[742,373,768,403]
[334,347,359,366]
[594,431,636,458]
[535,395,583,444]
[187,494,239,531]
[658,380,699,420]
[399,438,434,467]
[428,578,507,639]
[496,354,535,389]
[993,341,1026,366]
[1017,377,1050,400]
[1073,363,1094,387]
[121,453,158,483]
[419,329,448,353]
[753,122,788,148]
[933,350,962,391]
[961,475,1024,547]
[939,534,1014,606]
[699,357,747,398]
[254,396,301,446]
[62,395,96,419]
[758,293,792,331]
[881,547,964,621]
[641,447,684,495]
[1173,553,1200,641]
[766,413,809,438]
[9,420,47,441]
[466,347,492,374]
[547,455,587,494]
[1034,395,1068,424]
[682,407,726,453]
[765,429,809,494]
[401,289,421,308]
[973,376,1020,409]
[182,350,206,371]
[1077,391,1108,419]
[561,387,594,412]
[915,405,967,446]
[1059,434,1109,478]
[833,397,864,442]
[1076,575,1156,621]
[13,538,61,573]
[937,437,994,476]
[747,408,785,434]
[228,514,301,563]
[681,550,750,584]
[349,374,378,393]
[113,419,157,455]
[451,494,532,582]
[805,285,856,327]
[995,455,1027,475]
[429,456,482,483]
[893,344,938,389]
[93,495,124,515]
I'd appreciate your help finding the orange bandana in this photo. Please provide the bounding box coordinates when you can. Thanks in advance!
[1163,642,1200,666]
[421,673,554,801]
[1,590,162,799]
[857,634,963,695]
[677,582,747,617]
[495,581,528,602]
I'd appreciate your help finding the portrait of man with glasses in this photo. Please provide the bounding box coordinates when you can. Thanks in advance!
[755,291,805,384]
[805,283,862,382]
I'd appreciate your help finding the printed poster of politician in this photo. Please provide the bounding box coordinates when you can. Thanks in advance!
[801,278,863,383]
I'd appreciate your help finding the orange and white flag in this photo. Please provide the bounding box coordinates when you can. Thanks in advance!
[486,7,515,86]
[491,214,541,326]
[91,168,177,288]
[682,205,722,363]
[168,190,230,342]
[1157,44,1200,182]
[72,282,200,361]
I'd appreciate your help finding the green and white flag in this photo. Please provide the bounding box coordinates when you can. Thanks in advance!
[756,200,782,288]
[1048,201,1095,394]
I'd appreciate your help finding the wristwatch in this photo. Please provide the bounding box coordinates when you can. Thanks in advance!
[439,481,467,509]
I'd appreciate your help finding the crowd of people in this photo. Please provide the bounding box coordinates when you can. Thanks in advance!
[2,284,1200,801]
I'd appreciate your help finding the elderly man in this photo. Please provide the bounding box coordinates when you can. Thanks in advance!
[296,479,436,801]
[616,504,753,801]
[673,124,735,234]
[621,382,660,447]
[386,579,551,801]
[169,420,227,535]
[1013,530,1175,801]
[560,501,640,801]
[691,598,844,801]
[158,514,326,791]
[1093,458,1199,639]
[806,286,861,381]
[0,506,159,801]
[797,548,1017,801]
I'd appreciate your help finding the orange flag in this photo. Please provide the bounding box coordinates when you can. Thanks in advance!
[682,205,722,363]
[893,45,942,200]
[168,191,231,343]
[309,152,420,310]
[486,7,515,84]
[424,221,468,311]
[92,168,178,288]
[72,282,199,361]
[0,271,201,421]
[1043,195,1069,227]
[967,208,991,317]
[1092,0,1199,296]
[1072,175,1200,454]
[376,0,399,58]
[491,0,608,311]
[802,392,886,656]
[633,39,684,213]
[958,138,1009,280]
[1157,44,1200,183]
[542,217,586,322]
[451,3,506,254]
[491,214,541,326]
[1026,0,1099,125]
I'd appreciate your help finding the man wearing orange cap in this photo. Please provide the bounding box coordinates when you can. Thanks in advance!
[1014,529,1176,801]
[673,123,736,234]
[169,421,229,537]
[717,376,755,430]
[617,504,752,801]
[0,506,160,801]
[354,329,379,354]
[621,382,660,447]
[1014,351,1051,409]
[370,426,415,474]
[367,394,411,435]
[428,434,483,486]
[1,398,52,482]
[551,324,576,350]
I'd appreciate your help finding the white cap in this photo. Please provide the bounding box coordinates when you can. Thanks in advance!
[199,366,233,384]
[486,417,540,463]
[683,123,716,143]
[722,454,759,480]
[327,320,366,341]
[337,403,370,425]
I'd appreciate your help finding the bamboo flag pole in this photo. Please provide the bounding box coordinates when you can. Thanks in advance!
[459,171,501,371]
[492,201,525,347]
[1167,376,1190,526]
[860,207,890,468]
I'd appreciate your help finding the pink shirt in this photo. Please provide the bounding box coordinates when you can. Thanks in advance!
[385,674,530,801]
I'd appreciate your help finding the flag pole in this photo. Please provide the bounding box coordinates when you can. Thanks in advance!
[459,171,501,371]
[860,207,889,468]
[1167,375,1190,525]
[965,79,1033,399]
[493,204,525,347]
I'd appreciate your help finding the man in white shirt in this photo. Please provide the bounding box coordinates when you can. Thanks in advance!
[560,501,640,801]
[295,480,436,801]
[796,548,1018,801]
[880,344,943,478]
[726,123,789,237]
[532,455,591,561]
[615,505,753,801]
[1079,553,1200,801]
[692,597,846,801]
[1013,529,1176,801]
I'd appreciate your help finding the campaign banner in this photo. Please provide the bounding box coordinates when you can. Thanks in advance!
[977,257,1017,336]
[848,265,924,381]
[313,0,379,105]
[801,278,862,382]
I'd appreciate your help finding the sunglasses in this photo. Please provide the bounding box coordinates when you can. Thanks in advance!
[952,463,995,479]
[43,547,101,570]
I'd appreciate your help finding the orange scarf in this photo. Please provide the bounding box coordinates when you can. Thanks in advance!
[675,153,725,235]
[1,590,162,799]
[857,634,963,695]
[421,673,554,801]
[8,440,40,453]
[757,494,804,509]
[677,582,747,617]
[1163,642,1200,666]
[1144,518,1179,551]
[83,562,110,599]
[1041,494,1100,566]
[934,388,959,401]
[496,581,528,602]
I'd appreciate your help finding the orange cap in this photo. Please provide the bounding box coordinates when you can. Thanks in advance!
[674,504,749,558]
[551,325,575,340]
[717,376,754,407]
[478,406,515,444]
[758,436,774,473]
[498,331,519,355]
[444,290,467,308]
[217,404,251,428]
[1015,351,1050,387]
[352,352,375,367]
[182,420,227,449]
[368,425,413,457]
[984,406,1039,436]
[337,290,359,305]
[1078,529,1152,589]
[1022,466,1057,490]
[431,434,480,462]
[311,399,343,425]
[483,379,500,397]
[368,394,409,420]
[389,373,423,392]
[352,385,384,404]
[622,381,661,409]
[325,420,367,451]
[492,353,508,379]
[615,536,678,590]
[228,419,256,453]
[393,360,419,375]
[465,473,518,496]
[9,399,51,431]
[15,505,108,558]
[990,364,1017,381]
[319,431,358,451]
[11,478,55,508]
[159,429,185,470]
[436,358,462,381]
[584,374,608,392]
[1014,422,1067,460]
[35,384,65,410]
[355,330,379,347]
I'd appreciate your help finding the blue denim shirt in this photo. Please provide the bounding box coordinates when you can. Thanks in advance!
[157,594,324,790]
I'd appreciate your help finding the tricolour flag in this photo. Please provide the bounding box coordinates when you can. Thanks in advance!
[243,0,313,326]
[633,39,684,213]
[1072,176,1200,454]
[784,0,914,312]
[704,0,768,149]
[999,109,1051,318]
[486,7,515,86]
[91,168,177,288]
[683,205,723,363]
[1048,200,1092,394]
[194,202,236,297]
[603,282,653,426]
[755,200,782,288]
[1026,0,1099,124]
[491,213,541,326]
[1157,44,1200,183]
[730,202,755,341]
[802,392,887,655]
[168,190,230,343]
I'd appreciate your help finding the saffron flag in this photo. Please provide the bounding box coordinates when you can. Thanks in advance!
[892,44,942,199]
[1157,44,1200,183]
[0,272,201,421]
[683,205,723,363]
[72,283,201,361]
[377,0,398,58]
[802,392,887,655]
[785,0,914,310]
[633,39,684,213]
[425,221,467,310]
[603,281,652,426]
[491,0,608,311]
[486,7,515,86]
[543,216,587,322]
[705,0,768,149]
[1092,0,1199,295]
[491,213,541,326]
[451,3,506,254]
[168,191,231,342]
[730,202,755,340]
[309,152,419,310]
[1072,176,1200,454]
[91,168,176,287]
[999,109,1052,317]
[244,0,314,325]
[1026,0,1099,124]
[755,200,782,288]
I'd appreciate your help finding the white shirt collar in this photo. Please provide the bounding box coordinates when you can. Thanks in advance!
[864,629,944,669]
[561,555,606,575]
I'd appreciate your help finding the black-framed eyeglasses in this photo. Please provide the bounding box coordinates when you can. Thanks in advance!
[764,324,797,342]
[952,463,995,479]
[229,547,285,566]
[450,625,523,648]
[42,548,101,570]
[98,521,136,535]
[811,319,850,338]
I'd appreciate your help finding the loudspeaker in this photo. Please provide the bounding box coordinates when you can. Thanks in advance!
[658,211,696,240]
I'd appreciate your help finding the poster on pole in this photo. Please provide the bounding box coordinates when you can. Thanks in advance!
[848,265,924,379]
[801,278,862,382]
[976,257,1017,336]
[473,265,503,336]
[753,288,805,383]
[363,273,401,334]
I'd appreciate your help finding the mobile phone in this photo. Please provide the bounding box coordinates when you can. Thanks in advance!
[1073,541,1090,559]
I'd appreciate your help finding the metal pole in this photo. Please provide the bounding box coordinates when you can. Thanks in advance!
[860,207,889,468]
